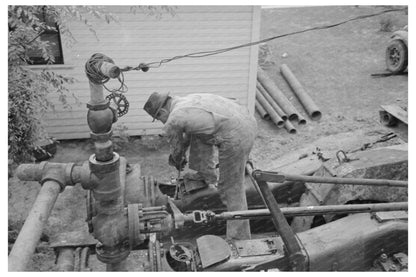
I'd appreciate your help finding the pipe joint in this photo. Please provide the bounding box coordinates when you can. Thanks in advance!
[90,130,113,142]
[89,153,120,174]
[17,162,80,192]
[93,211,130,264]
[40,166,66,192]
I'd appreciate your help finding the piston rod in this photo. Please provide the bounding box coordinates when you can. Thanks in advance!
[213,202,408,220]
[253,171,408,188]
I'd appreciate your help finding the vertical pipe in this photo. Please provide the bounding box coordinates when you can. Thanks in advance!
[88,82,106,105]
[55,248,75,271]
[8,181,61,271]
[280,64,322,121]
[106,260,127,272]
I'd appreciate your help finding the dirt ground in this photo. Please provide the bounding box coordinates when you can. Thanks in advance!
[8,6,408,271]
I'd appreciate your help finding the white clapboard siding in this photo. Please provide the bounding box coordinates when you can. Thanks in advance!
[35,6,260,139]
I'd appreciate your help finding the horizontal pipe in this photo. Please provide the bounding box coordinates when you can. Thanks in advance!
[256,90,284,128]
[9,181,61,271]
[255,99,270,119]
[284,173,407,187]
[215,202,408,220]
[280,64,322,121]
[100,61,121,79]
[254,171,408,187]
[257,67,299,120]
[257,82,288,120]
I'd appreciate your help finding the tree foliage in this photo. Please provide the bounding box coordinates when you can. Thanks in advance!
[8,5,176,163]
[8,5,117,163]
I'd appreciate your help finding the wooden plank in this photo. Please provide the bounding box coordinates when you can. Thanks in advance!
[380,105,408,125]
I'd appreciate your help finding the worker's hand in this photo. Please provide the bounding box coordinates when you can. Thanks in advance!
[168,154,187,171]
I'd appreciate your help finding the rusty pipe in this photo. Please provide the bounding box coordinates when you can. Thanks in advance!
[85,54,129,270]
[16,162,85,186]
[106,260,128,272]
[256,89,284,128]
[280,64,322,121]
[257,82,288,120]
[86,55,120,105]
[100,61,121,79]
[257,67,299,120]
[9,180,61,271]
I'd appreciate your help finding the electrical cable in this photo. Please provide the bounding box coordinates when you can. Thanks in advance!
[138,7,407,69]
[85,53,128,93]
[85,7,407,94]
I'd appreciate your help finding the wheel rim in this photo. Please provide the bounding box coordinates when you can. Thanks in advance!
[388,46,402,67]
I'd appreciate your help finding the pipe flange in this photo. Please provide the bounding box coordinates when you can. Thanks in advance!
[90,130,113,142]
[40,167,66,192]
[64,163,76,186]
[95,241,130,264]
[128,204,142,249]
[86,100,110,111]
[89,153,120,174]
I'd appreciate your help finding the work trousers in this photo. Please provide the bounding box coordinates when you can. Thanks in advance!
[188,121,256,240]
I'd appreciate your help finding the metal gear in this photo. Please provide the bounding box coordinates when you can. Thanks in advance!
[106,93,129,117]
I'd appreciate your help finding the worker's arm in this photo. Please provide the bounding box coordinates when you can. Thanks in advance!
[163,116,189,169]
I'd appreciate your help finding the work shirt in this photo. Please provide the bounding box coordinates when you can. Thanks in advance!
[162,93,255,160]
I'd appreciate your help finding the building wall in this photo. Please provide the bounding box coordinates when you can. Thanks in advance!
[35,6,260,139]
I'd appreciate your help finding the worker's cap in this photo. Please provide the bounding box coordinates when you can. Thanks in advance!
[143,92,170,122]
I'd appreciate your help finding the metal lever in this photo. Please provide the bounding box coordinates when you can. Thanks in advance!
[252,170,307,271]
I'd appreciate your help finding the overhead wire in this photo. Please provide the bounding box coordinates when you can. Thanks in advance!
[139,7,407,69]
[86,7,407,93]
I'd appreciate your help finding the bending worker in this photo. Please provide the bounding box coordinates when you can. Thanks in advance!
[143,92,257,240]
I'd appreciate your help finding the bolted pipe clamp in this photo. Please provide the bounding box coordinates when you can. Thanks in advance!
[90,130,113,142]
[40,166,67,192]
[89,153,120,174]
[86,100,110,111]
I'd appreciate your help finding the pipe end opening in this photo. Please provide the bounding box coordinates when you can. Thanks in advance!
[288,113,298,121]
[311,111,322,121]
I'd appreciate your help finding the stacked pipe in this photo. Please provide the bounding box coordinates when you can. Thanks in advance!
[255,65,322,134]
[280,64,322,121]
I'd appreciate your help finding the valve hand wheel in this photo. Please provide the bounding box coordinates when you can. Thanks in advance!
[106,93,129,117]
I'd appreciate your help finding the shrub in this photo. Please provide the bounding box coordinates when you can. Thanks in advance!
[8,6,115,163]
